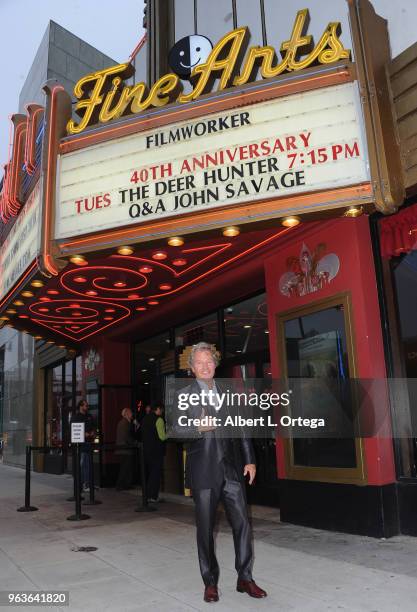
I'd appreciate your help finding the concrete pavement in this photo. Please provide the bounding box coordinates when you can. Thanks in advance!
[1,463,417,611]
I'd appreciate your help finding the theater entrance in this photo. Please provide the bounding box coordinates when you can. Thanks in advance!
[133,291,280,507]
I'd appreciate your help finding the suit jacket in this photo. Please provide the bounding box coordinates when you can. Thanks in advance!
[115,418,136,455]
[178,380,255,490]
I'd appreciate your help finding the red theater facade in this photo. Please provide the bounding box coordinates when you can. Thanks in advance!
[0,1,413,536]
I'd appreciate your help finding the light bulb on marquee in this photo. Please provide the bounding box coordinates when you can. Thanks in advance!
[117,246,134,255]
[344,206,363,218]
[222,226,240,237]
[167,236,184,247]
[281,216,300,228]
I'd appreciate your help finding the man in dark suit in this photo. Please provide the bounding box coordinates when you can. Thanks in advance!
[179,342,267,603]
[115,408,136,490]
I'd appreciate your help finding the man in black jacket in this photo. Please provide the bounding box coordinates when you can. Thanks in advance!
[178,342,267,603]
[140,403,166,502]
[70,399,96,492]
[115,408,136,491]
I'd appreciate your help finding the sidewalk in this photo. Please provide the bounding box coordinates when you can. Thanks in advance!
[2,463,417,611]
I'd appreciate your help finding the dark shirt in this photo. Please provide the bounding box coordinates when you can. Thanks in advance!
[115,418,136,455]
[141,413,166,457]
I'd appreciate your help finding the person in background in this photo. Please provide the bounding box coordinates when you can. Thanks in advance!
[70,399,96,492]
[140,403,167,503]
[115,408,136,491]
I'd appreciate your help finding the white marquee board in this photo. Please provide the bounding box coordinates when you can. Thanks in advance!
[0,181,41,301]
[55,82,370,240]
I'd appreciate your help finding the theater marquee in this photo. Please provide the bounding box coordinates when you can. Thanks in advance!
[55,82,369,240]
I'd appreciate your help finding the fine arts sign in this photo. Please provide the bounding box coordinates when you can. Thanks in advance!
[67,8,351,134]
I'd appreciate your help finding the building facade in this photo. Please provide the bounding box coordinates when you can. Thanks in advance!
[2,0,417,537]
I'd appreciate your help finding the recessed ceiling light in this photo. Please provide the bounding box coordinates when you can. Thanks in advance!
[74,276,87,283]
[244,325,251,329]
[159,284,172,291]
[13,300,24,306]
[113,281,126,288]
[344,206,363,218]
[47,290,59,295]
[136,306,147,311]
[139,266,153,273]
[148,300,159,305]
[172,258,187,267]
[6,309,16,314]
[167,236,184,247]
[86,290,97,296]
[70,255,88,266]
[152,251,167,260]
[30,280,44,288]
[149,357,155,362]
[117,246,134,255]
[21,291,34,298]
[281,216,300,228]
[222,226,240,237]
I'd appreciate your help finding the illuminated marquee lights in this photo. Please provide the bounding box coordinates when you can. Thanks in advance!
[67,9,350,134]
[0,106,43,222]
[29,299,131,342]
[6,228,295,343]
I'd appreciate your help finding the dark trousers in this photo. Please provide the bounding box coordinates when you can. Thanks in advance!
[193,460,253,586]
[116,454,133,490]
[80,448,91,487]
[144,453,164,500]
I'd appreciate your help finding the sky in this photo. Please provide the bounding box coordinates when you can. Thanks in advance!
[0,0,416,166]
[0,0,145,164]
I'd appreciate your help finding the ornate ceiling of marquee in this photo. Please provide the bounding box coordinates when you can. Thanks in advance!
[8,226,292,343]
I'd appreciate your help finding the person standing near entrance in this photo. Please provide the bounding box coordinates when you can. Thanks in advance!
[70,399,96,492]
[115,408,136,490]
[178,342,267,603]
[140,403,166,502]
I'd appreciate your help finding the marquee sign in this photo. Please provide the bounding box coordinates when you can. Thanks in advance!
[0,181,41,300]
[67,8,351,135]
[56,81,369,240]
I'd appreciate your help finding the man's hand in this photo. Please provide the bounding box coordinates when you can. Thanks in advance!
[243,464,256,485]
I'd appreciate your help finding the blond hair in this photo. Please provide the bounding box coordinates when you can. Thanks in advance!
[188,342,220,368]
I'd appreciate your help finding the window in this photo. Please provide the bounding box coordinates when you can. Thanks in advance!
[224,293,268,359]
[44,357,82,448]
[279,297,360,472]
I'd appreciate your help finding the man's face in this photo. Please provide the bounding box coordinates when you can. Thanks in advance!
[191,349,216,383]
[80,402,88,414]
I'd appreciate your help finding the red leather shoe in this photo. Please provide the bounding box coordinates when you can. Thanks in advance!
[204,584,219,603]
[237,579,267,598]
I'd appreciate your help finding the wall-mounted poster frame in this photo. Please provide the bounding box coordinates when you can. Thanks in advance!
[277,292,367,485]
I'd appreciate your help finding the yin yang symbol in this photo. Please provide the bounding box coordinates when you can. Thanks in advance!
[168,35,213,80]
